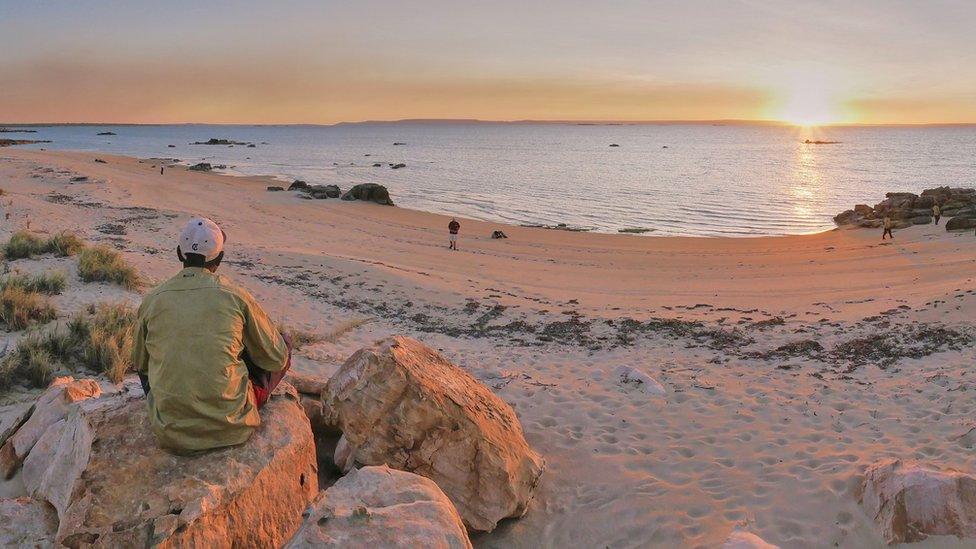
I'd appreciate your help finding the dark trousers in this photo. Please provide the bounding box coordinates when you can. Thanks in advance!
[934,215,941,225]
[244,338,292,409]
[882,228,893,239]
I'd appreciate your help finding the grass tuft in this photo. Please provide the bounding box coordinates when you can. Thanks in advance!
[3,231,48,260]
[0,271,67,295]
[0,285,57,330]
[77,246,140,290]
[2,230,86,260]
[0,302,135,390]
[47,232,86,257]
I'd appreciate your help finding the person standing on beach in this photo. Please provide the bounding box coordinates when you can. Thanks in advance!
[160,166,165,175]
[131,217,292,453]
[882,216,894,240]
[933,203,941,225]
[448,218,460,250]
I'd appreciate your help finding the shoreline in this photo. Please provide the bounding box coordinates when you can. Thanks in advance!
[3,148,976,547]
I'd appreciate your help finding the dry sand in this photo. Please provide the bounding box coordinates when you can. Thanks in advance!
[1,149,975,548]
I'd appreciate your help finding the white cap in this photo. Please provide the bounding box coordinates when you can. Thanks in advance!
[179,217,224,261]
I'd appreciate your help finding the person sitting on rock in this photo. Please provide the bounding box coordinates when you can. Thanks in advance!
[882,216,894,240]
[132,217,291,453]
[448,217,461,250]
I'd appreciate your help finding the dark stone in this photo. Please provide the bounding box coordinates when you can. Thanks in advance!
[305,185,341,199]
[946,215,976,231]
[288,180,310,191]
[70,176,89,182]
[609,144,620,147]
[188,163,213,171]
[267,186,285,192]
[96,131,116,136]
[94,159,107,164]
[390,163,406,170]
[190,138,250,146]
[491,231,508,239]
[341,183,394,206]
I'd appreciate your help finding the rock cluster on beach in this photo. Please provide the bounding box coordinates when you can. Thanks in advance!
[833,186,976,230]
[0,337,544,546]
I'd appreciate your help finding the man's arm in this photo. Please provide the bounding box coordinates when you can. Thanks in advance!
[131,304,151,395]
[241,292,289,373]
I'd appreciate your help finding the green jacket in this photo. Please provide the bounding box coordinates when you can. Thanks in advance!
[132,267,288,452]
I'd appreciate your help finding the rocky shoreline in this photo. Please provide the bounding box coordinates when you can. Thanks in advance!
[834,186,976,230]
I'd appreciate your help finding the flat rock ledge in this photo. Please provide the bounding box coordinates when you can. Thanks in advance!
[1,377,317,548]
[858,458,976,544]
[323,336,544,532]
[287,465,471,548]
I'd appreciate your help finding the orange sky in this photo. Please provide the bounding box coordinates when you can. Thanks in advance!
[2,2,975,125]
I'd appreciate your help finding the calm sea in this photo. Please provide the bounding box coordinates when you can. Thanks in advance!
[10,123,976,237]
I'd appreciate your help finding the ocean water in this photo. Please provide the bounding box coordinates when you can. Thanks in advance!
[10,123,976,237]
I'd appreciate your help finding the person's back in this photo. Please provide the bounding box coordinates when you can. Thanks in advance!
[133,217,289,453]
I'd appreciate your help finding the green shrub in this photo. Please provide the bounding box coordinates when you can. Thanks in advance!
[0,271,67,295]
[0,302,135,390]
[0,285,57,330]
[78,246,140,290]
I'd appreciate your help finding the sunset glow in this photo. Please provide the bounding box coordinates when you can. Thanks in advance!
[1,2,975,125]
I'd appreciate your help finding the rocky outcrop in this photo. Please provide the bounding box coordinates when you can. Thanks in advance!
[340,183,394,206]
[0,139,52,147]
[3,377,317,548]
[722,530,779,548]
[858,458,976,544]
[286,465,472,548]
[289,180,310,191]
[0,376,101,479]
[834,187,976,230]
[190,138,250,146]
[323,336,544,531]
[187,162,213,171]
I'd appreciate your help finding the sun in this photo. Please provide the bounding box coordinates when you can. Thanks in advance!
[769,72,847,127]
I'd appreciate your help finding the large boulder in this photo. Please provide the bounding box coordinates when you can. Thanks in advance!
[289,180,310,191]
[286,465,472,548]
[946,215,976,231]
[858,459,976,544]
[8,379,317,547]
[323,336,544,531]
[341,183,394,206]
[833,209,858,225]
[0,376,101,479]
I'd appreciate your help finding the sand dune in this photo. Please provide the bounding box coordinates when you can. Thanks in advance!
[2,149,975,547]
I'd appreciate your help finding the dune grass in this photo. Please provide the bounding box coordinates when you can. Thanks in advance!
[0,285,57,331]
[0,271,67,295]
[2,230,86,260]
[0,302,135,390]
[77,246,140,290]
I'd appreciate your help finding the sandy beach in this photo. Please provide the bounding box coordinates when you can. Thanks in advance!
[2,148,975,547]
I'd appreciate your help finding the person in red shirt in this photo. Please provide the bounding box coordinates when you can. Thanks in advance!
[448,218,460,250]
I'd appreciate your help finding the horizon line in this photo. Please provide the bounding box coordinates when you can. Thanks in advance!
[3,118,976,128]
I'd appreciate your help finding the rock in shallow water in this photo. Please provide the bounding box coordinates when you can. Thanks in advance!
[286,465,471,548]
[858,458,976,544]
[323,336,544,532]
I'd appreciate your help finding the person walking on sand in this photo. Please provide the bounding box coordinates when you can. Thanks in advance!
[882,216,894,240]
[448,217,460,250]
[160,166,164,175]
[132,217,291,454]
[933,203,941,225]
